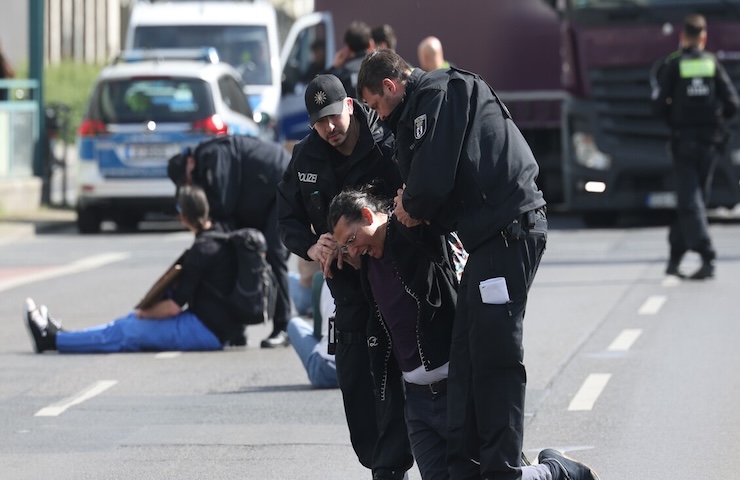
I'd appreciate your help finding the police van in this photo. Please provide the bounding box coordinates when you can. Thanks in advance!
[125,0,281,135]
[76,49,260,233]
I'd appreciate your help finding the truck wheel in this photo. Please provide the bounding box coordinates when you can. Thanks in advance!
[582,212,619,228]
[77,207,102,234]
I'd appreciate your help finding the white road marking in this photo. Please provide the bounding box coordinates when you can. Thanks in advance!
[155,351,181,359]
[34,380,118,417]
[607,329,643,352]
[662,276,681,287]
[638,295,667,315]
[568,373,611,411]
[0,252,130,293]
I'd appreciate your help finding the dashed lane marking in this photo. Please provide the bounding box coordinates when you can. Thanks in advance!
[568,373,611,411]
[35,380,118,417]
[0,252,130,293]
[155,352,181,359]
[638,295,667,315]
[607,329,643,352]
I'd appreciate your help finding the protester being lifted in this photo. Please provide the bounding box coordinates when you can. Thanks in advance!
[24,186,244,354]
[168,135,292,348]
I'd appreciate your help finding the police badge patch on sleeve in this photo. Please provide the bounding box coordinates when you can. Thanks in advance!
[414,114,427,140]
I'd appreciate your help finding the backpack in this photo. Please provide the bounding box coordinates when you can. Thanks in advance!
[203,228,278,326]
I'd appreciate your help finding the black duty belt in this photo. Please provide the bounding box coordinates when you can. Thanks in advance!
[404,378,447,395]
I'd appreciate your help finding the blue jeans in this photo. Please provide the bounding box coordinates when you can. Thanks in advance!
[404,387,449,480]
[289,271,313,316]
[287,317,338,388]
[56,311,223,353]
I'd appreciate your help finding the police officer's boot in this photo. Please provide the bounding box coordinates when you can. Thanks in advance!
[690,258,715,280]
[665,254,683,278]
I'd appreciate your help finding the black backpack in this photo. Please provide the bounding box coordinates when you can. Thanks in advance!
[203,229,278,326]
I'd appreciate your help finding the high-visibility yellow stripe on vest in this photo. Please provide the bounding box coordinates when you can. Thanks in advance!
[679,58,716,78]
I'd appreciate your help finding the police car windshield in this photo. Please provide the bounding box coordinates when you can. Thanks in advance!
[92,78,214,124]
[133,25,273,85]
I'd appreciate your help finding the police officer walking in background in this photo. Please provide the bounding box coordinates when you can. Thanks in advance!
[652,13,739,280]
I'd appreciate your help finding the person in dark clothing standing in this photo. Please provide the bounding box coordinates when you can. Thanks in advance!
[277,74,412,480]
[652,13,739,280]
[168,135,292,348]
[24,186,243,354]
[358,50,555,480]
[328,21,374,97]
[0,40,14,101]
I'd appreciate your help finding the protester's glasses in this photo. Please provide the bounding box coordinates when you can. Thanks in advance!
[339,226,358,255]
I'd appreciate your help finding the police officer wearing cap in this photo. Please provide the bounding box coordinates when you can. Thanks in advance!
[276,74,412,480]
[357,50,560,480]
[653,13,739,280]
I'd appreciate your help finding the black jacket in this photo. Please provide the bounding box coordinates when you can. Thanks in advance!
[277,101,403,304]
[653,47,738,139]
[361,217,457,401]
[388,68,546,252]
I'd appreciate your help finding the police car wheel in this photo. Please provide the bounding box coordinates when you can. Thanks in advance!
[77,207,102,234]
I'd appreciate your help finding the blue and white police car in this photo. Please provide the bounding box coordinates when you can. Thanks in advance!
[76,48,260,233]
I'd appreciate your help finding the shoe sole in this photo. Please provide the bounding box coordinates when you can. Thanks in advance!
[23,308,42,354]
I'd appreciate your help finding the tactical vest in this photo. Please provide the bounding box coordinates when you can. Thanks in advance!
[670,52,719,126]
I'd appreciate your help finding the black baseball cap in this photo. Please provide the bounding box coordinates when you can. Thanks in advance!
[305,74,347,127]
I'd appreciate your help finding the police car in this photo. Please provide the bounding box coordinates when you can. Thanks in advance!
[76,48,260,233]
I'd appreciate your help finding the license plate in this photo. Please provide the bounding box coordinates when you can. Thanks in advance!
[646,192,676,208]
[128,144,179,160]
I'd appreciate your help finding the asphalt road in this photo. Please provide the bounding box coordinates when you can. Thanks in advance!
[1,215,739,479]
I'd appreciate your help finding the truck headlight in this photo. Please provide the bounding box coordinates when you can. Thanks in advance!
[573,132,611,170]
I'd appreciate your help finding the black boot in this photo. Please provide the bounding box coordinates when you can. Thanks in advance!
[689,259,715,280]
[665,260,683,277]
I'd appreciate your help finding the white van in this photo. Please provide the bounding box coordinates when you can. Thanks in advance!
[125,0,281,134]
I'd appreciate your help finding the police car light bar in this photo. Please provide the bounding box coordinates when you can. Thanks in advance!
[114,48,220,65]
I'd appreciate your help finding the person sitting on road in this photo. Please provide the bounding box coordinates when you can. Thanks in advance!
[24,186,244,354]
[287,270,338,389]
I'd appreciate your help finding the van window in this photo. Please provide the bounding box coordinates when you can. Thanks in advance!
[133,26,273,85]
[93,78,214,124]
[282,23,327,95]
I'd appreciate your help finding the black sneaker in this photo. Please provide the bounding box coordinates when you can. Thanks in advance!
[689,260,715,280]
[227,330,248,347]
[24,298,56,353]
[538,449,600,480]
[665,261,683,278]
[260,330,289,348]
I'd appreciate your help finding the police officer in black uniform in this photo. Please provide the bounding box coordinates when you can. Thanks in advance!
[652,13,739,280]
[168,135,292,348]
[276,74,412,480]
[358,50,597,480]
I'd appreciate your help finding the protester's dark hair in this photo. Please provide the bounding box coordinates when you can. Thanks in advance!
[177,185,210,231]
[683,13,706,40]
[328,185,393,233]
[344,21,372,54]
[371,24,397,51]
[356,49,412,98]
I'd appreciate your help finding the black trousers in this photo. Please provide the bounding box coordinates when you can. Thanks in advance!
[331,289,413,478]
[447,209,547,480]
[669,137,717,262]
